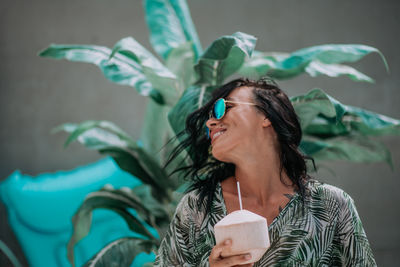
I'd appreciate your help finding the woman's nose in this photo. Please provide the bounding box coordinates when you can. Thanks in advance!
[206,117,218,129]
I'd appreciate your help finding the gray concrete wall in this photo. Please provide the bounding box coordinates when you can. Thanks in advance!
[1,0,399,266]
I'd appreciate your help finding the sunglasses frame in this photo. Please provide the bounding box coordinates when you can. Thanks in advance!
[209,98,257,120]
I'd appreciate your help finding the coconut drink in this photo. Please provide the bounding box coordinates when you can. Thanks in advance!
[214,182,270,264]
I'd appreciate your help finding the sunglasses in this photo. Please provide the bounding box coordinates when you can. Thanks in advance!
[209,98,257,120]
[206,98,257,139]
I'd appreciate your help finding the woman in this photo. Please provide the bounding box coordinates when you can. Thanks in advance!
[154,78,376,266]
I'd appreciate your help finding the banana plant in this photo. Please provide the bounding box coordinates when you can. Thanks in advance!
[39,0,399,266]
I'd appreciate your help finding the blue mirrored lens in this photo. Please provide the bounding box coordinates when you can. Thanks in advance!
[213,98,225,119]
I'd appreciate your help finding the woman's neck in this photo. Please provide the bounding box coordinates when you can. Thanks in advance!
[231,150,294,207]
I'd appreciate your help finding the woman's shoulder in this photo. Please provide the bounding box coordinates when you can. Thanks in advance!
[174,187,207,217]
[173,182,225,220]
[305,179,355,210]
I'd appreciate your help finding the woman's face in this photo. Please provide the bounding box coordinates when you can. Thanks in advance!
[206,86,270,162]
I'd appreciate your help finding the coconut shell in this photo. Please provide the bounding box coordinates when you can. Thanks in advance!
[214,209,270,263]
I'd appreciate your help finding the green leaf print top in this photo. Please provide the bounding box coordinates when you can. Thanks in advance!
[154,180,376,266]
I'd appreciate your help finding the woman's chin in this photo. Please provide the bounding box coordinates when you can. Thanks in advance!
[211,146,232,163]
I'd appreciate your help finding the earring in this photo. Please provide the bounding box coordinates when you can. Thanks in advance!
[263,118,271,127]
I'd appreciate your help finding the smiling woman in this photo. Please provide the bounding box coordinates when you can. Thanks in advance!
[154,77,377,266]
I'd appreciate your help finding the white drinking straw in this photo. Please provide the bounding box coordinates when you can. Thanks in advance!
[237,181,243,210]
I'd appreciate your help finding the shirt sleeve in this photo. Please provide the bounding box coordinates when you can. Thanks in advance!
[153,192,205,267]
[336,193,377,266]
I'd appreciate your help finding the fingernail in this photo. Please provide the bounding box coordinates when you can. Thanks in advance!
[224,239,231,245]
[245,254,251,260]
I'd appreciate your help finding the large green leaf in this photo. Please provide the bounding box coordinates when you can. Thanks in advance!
[132,184,172,231]
[305,61,374,82]
[300,135,392,167]
[341,106,400,136]
[165,42,196,90]
[237,51,287,79]
[303,116,348,137]
[292,89,400,143]
[273,44,388,79]
[105,145,171,201]
[289,44,388,67]
[98,147,170,201]
[291,89,398,166]
[168,85,215,137]
[39,44,163,104]
[291,88,346,129]
[83,238,153,267]
[106,186,169,230]
[144,0,202,60]
[238,44,388,81]
[110,37,183,106]
[51,120,134,148]
[304,106,400,137]
[168,0,202,58]
[140,100,191,190]
[140,99,173,165]
[194,32,257,86]
[52,121,172,199]
[67,188,158,266]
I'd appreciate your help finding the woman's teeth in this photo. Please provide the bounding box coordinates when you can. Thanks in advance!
[213,131,225,139]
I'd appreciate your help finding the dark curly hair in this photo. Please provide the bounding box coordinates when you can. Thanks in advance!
[168,77,312,212]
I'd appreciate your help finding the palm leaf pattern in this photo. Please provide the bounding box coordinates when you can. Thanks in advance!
[154,180,376,266]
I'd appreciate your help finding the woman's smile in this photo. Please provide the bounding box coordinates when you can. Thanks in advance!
[211,129,226,144]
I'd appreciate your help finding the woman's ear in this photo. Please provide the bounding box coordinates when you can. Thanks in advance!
[262,118,272,127]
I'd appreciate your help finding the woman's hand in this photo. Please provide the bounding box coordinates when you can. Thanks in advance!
[209,239,254,267]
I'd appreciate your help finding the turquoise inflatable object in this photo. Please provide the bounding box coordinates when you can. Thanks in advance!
[0,157,156,267]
